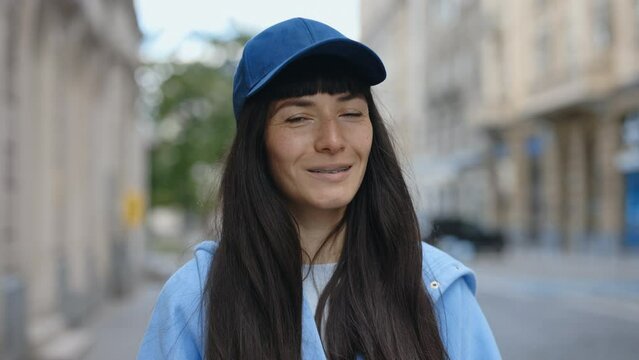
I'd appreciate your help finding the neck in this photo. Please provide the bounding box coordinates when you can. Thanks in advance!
[291,206,346,264]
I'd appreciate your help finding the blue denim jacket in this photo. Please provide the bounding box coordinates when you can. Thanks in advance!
[138,241,501,359]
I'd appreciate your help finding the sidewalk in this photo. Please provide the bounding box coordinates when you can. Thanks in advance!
[84,282,162,360]
[82,249,195,359]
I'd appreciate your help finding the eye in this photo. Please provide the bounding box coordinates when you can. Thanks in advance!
[285,116,311,124]
[340,111,363,119]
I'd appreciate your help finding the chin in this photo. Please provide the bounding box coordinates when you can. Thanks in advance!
[310,196,354,212]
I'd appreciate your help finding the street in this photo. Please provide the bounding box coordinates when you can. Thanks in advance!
[473,251,639,360]
[479,290,639,360]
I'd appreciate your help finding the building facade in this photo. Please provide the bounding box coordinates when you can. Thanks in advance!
[361,0,639,252]
[478,0,639,251]
[0,1,146,358]
[361,0,492,228]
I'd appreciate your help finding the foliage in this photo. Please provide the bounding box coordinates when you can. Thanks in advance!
[146,35,250,215]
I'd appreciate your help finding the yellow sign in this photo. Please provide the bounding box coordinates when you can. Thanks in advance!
[122,190,145,228]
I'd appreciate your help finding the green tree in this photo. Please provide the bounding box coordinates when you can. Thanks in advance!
[146,34,249,217]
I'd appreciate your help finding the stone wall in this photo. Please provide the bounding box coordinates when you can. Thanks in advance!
[0,1,145,358]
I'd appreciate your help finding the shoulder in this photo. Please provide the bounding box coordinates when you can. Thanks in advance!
[420,241,476,302]
[158,240,218,297]
[156,240,474,310]
[188,241,476,301]
[420,242,502,359]
[192,240,219,280]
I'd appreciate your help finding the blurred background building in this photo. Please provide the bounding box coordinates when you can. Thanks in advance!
[1,0,638,359]
[0,1,146,359]
[362,0,639,254]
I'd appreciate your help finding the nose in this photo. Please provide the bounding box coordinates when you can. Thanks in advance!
[314,117,345,154]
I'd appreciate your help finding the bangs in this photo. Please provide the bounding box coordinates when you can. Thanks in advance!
[255,55,370,103]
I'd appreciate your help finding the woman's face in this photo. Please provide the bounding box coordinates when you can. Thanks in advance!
[265,92,373,217]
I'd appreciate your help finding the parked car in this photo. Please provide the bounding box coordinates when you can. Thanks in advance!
[424,217,505,253]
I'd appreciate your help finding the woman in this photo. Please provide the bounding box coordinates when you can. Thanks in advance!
[138,18,501,360]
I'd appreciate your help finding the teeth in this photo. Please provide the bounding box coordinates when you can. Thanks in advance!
[309,167,349,174]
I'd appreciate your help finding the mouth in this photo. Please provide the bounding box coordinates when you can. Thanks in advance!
[307,165,352,174]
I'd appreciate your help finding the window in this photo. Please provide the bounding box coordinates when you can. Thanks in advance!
[535,27,551,76]
[535,0,548,12]
[622,111,639,147]
[635,0,639,45]
[592,0,612,49]
[434,0,460,25]
[563,16,577,75]
[526,136,544,159]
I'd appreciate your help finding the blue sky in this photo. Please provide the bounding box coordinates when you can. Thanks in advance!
[134,0,360,61]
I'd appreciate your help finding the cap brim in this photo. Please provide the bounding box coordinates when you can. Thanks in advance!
[245,38,386,99]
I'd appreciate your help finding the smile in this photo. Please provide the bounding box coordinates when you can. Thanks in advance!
[307,165,352,174]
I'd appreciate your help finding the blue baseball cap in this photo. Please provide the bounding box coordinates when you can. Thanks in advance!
[232,17,386,120]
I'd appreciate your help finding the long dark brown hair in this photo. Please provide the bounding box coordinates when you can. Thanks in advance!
[204,57,448,359]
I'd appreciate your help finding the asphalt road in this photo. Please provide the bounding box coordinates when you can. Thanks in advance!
[473,253,639,360]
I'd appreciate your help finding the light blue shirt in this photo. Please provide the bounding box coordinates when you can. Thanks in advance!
[138,241,501,359]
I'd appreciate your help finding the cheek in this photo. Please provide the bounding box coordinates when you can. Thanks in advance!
[355,125,374,160]
[265,130,304,182]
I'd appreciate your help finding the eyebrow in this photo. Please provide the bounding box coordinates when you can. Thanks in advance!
[336,93,361,101]
[272,99,314,114]
[272,93,364,114]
